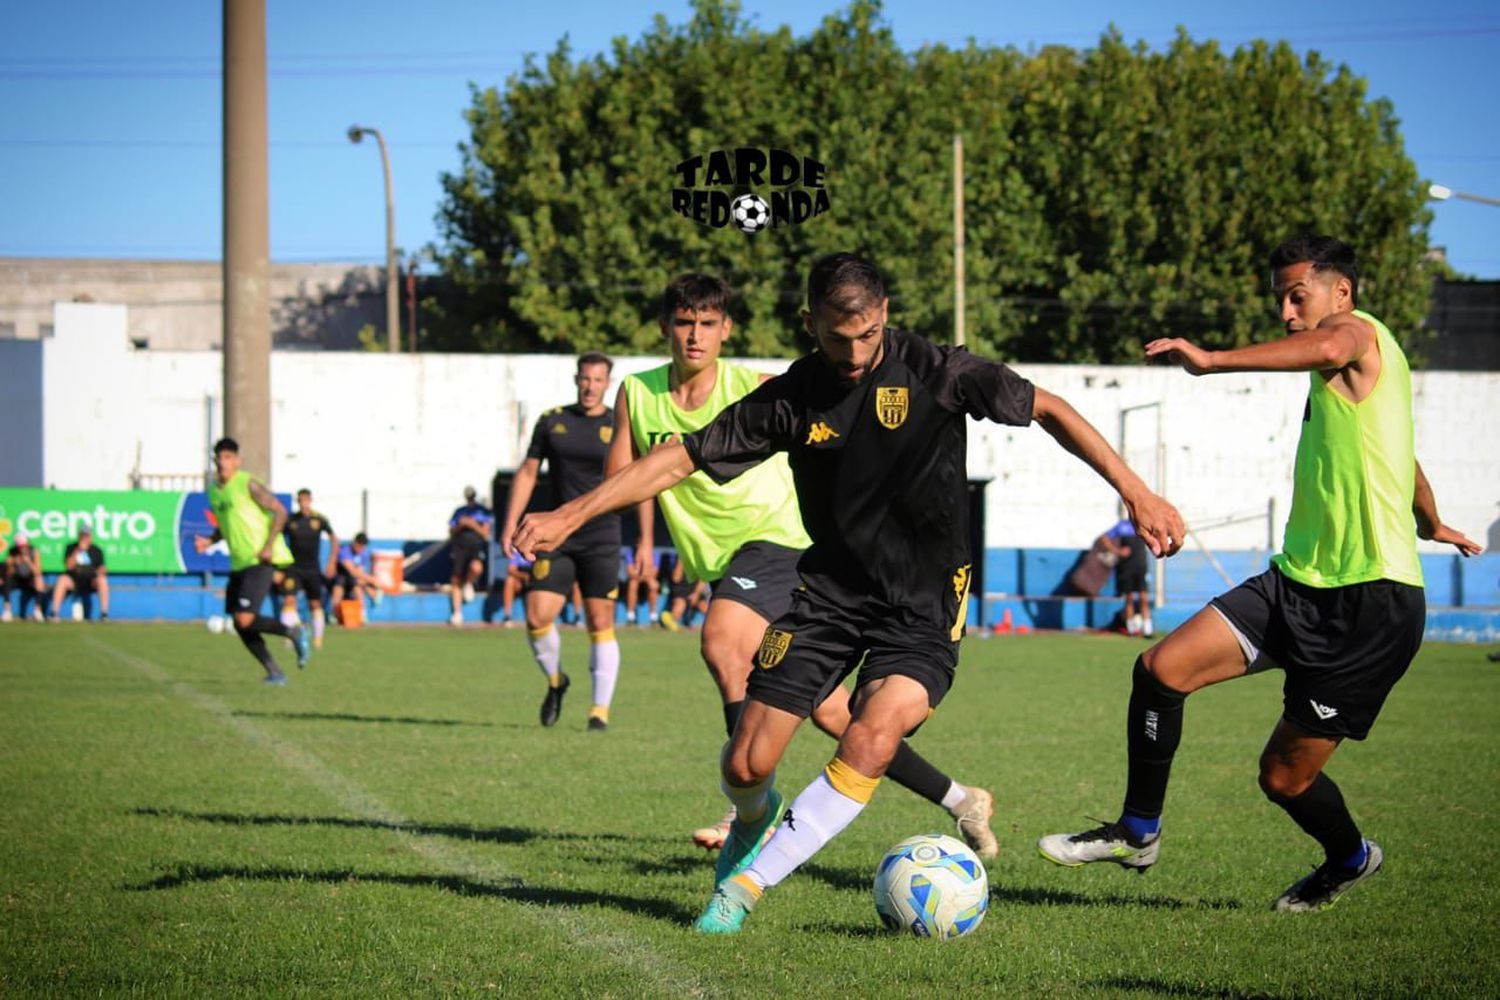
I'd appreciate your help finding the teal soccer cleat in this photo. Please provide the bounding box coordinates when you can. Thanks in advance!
[713,789,784,886]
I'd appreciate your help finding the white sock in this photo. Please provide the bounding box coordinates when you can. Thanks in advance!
[589,629,620,709]
[528,625,562,683]
[312,608,325,641]
[279,608,300,628]
[940,781,967,810]
[742,769,870,892]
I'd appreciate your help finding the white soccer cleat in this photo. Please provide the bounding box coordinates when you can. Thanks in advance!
[1274,840,1383,912]
[950,785,1000,860]
[1038,820,1160,872]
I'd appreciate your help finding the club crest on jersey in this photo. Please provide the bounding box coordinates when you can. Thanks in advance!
[551,422,567,435]
[532,559,551,581]
[757,628,793,669]
[875,387,909,429]
[599,426,613,444]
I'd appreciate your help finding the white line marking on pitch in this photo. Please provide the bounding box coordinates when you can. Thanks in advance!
[88,636,719,999]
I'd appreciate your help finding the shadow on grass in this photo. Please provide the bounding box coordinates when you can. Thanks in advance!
[128,863,696,923]
[1086,976,1288,999]
[631,854,710,876]
[992,885,1242,911]
[231,709,494,727]
[132,807,631,845]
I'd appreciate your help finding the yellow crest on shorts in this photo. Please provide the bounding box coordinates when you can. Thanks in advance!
[599,426,613,444]
[875,386,908,429]
[532,558,551,581]
[757,628,793,670]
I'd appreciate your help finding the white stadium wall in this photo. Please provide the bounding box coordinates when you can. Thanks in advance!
[33,302,1500,552]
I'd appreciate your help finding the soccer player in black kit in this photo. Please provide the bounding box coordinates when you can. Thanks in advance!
[516,254,1184,932]
[501,352,624,731]
[280,489,339,648]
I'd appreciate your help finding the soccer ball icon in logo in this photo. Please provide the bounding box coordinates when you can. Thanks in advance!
[730,192,771,234]
[873,833,989,939]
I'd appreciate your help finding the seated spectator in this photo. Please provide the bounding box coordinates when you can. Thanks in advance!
[5,534,48,621]
[622,546,660,627]
[51,528,109,621]
[1097,517,1152,637]
[329,532,382,622]
[659,553,710,631]
[448,486,494,626]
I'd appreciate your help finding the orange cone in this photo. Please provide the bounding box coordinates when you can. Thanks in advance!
[995,608,1014,634]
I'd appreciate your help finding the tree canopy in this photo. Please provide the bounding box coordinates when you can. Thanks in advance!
[430,0,1436,362]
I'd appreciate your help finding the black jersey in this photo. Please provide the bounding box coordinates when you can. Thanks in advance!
[526,402,620,544]
[284,511,334,568]
[684,328,1035,626]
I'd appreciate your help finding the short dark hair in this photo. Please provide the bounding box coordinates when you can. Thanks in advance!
[296,488,311,499]
[807,253,886,316]
[577,351,613,373]
[1269,235,1359,304]
[213,437,239,455]
[78,527,93,537]
[353,532,369,545]
[658,273,733,327]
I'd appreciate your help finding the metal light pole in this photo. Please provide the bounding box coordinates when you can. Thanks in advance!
[348,124,399,352]
[1429,183,1500,208]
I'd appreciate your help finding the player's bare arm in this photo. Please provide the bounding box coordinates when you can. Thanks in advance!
[1414,460,1482,556]
[1145,315,1372,378]
[500,457,543,556]
[1031,387,1185,557]
[514,443,696,560]
[248,479,288,561]
[325,530,340,578]
[609,384,657,577]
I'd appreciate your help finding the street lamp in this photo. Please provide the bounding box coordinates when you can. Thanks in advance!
[1428,183,1500,208]
[348,124,399,352]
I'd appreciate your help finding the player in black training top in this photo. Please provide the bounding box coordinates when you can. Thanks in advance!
[280,488,339,648]
[500,352,624,731]
[514,253,1185,934]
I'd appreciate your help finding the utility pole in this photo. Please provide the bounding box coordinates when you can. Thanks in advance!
[348,125,399,352]
[953,134,966,348]
[222,0,272,477]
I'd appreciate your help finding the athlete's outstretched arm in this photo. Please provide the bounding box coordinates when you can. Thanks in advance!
[1414,460,1482,556]
[608,384,658,577]
[513,444,696,561]
[1031,387,1185,557]
[1143,315,1371,376]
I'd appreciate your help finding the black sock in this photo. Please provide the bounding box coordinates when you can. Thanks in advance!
[1267,771,1363,867]
[1122,657,1186,820]
[254,615,292,638]
[235,626,280,673]
[885,742,952,806]
[722,700,745,739]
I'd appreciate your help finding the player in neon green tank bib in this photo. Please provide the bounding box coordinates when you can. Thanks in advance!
[195,437,308,683]
[607,274,999,858]
[1039,236,1480,912]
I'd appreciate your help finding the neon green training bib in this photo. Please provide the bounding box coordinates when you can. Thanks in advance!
[209,470,293,572]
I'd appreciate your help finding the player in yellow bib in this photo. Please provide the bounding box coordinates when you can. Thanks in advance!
[194,437,309,684]
[1040,236,1480,911]
[609,273,1000,858]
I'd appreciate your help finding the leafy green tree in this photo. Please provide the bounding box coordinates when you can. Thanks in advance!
[432,1,1436,362]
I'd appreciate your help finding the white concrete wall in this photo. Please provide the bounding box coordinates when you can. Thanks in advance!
[46,303,1500,550]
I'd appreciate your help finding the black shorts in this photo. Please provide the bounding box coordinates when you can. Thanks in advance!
[708,541,803,624]
[747,576,960,720]
[280,565,326,602]
[1210,567,1425,741]
[527,538,621,601]
[226,564,278,617]
[67,569,99,594]
[1115,544,1148,593]
[451,535,487,573]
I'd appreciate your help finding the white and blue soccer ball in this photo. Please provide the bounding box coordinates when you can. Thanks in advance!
[206,614,227,634]
[730,192,771,234]
[873,833,989,939]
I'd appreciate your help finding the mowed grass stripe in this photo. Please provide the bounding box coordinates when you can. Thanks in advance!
[83,634,722,1000]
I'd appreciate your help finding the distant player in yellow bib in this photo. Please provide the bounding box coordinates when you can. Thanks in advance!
[194,437,309,685]
[611,273,1001,858]
[1039,236,1481,912]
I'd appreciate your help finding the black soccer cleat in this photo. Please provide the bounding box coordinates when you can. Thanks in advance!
[587,715,608,732]
[539,672,570,727]
[1274,840,1383,912]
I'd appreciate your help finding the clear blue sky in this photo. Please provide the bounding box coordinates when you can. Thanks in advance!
[2,1,1497,277]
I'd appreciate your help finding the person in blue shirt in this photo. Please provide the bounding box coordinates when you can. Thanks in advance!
[330,532,381,621]
[1097,518,1152,636]
[448,486,494,626]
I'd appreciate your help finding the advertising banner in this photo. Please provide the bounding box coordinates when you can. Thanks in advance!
[0,488,289,574]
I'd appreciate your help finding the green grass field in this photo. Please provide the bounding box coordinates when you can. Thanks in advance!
[1,623,1496,997]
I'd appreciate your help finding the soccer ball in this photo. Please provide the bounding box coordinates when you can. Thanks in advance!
[730,193,771,234]
[873,833,989,939]
[206,614,227,634]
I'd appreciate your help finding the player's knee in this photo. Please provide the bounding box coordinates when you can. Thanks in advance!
[1257,758,1313,801]
[722,748,770,788]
